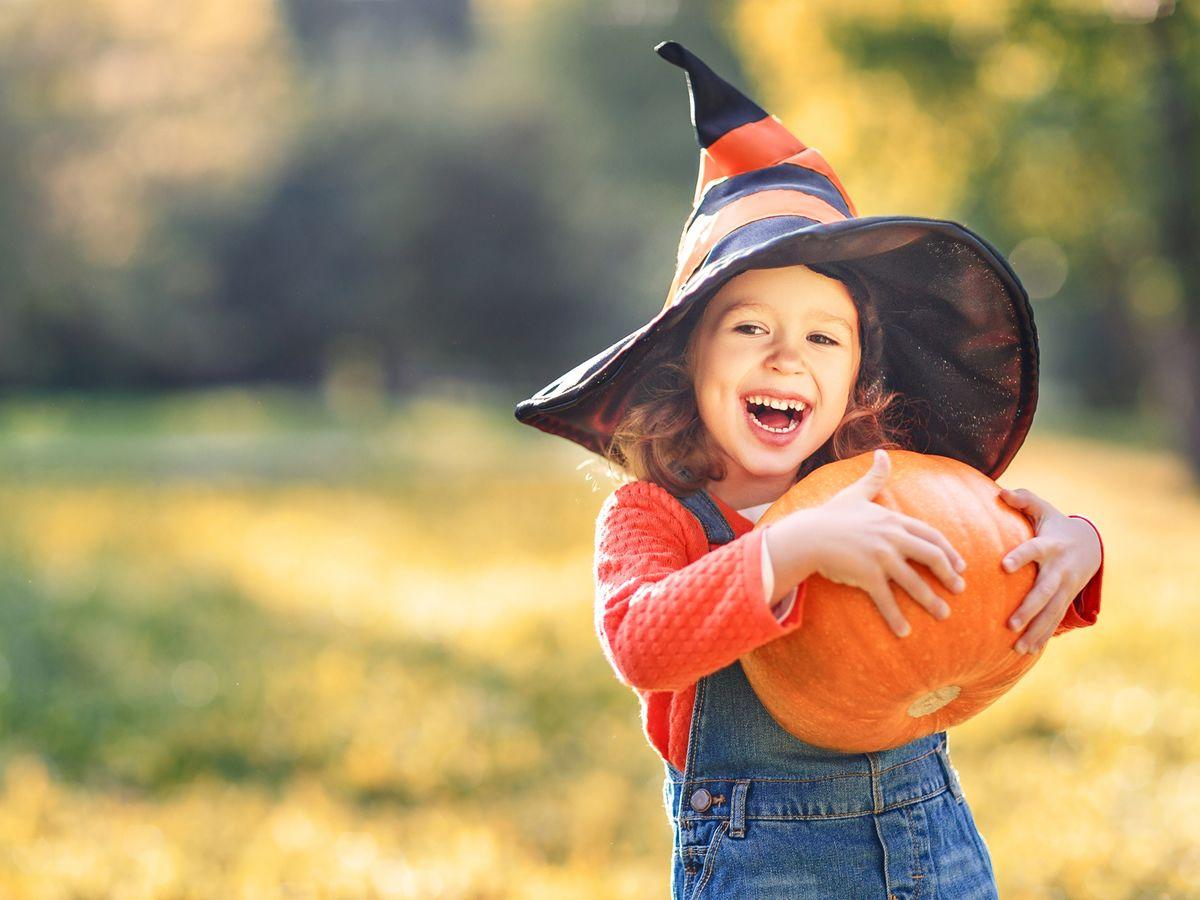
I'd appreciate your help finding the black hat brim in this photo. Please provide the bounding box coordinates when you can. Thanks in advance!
[513,215,1037,481]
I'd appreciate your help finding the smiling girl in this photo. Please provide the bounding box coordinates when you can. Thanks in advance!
[515,41,1104,898]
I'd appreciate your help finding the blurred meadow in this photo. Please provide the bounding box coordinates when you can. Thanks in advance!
[0,0,1197,896]
[0,388,1194,898]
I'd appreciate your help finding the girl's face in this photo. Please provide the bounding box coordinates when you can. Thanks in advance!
[689,264,861,507]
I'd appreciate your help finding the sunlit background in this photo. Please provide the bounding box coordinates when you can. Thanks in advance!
[0,0,1195,896]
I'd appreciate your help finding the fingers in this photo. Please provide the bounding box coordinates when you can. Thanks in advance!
[1012,584,1071,654]
[889,531,965,596]
[997,486,1035,509]
[997,487,1039,529]
[998,486,1060,530]
[1007,569,1064,633]
[870,527,966,633]
[865,576,911,638]
[885,555,953,622]
[897,517,967,576]
[1002,536,1054,573]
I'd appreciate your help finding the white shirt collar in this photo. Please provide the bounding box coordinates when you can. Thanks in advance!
[736,501,774,525]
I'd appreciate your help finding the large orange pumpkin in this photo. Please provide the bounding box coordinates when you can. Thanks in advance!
[744,449,1042,753]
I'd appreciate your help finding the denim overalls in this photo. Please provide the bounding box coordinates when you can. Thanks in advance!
[662,488,999,899]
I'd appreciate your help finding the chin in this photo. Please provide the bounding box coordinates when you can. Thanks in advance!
[742,450,809,477]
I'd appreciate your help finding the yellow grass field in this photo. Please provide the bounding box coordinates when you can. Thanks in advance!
[0,390,1190,897]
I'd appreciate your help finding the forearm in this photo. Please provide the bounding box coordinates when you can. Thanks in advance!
[763,508,822,603]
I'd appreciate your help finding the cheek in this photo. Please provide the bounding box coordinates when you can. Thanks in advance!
[811,386,852,423]
[699,390,734,430]
[692,378,724,426]
[694,342,743,398]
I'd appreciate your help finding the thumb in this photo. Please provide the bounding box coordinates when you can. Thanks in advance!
[851,449,891,499]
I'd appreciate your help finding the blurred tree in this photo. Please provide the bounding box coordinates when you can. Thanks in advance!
[0,76,43,382]
[475,0,751,397]
[0,0,296,386]
[211,0,749,395]
[283,0,473,61]
[211,105,604,390]
[733,0,1200,474]
[1144,7,1200,478]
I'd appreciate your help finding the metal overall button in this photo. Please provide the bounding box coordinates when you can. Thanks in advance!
[689,788,713,812]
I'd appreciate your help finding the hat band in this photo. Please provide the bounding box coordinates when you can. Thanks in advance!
[665,188,848,309]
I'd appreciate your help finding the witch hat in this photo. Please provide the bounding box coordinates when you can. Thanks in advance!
[513,41,1037,480]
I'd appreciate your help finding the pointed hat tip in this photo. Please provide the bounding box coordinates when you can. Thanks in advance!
[654,40,687,68]
[652,40,770,151]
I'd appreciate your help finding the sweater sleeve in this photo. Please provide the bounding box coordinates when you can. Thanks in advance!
[1052,514,1104,636]
[594,481,807,692]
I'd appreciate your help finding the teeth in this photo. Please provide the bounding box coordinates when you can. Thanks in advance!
[749,408,801,433]
[745,394,807,411]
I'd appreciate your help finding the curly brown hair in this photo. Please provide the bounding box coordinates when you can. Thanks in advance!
[601,263,916,497]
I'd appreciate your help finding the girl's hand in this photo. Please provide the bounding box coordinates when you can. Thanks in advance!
[998,486,1103,655]
[809,449,967,638]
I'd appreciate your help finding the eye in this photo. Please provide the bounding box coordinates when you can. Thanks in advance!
[809,334,838,346]
[733,324,766,335]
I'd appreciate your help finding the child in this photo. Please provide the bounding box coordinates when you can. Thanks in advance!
[514,41,1104,899]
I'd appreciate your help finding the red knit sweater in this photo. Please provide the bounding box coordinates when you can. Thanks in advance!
[593,479,1105,772]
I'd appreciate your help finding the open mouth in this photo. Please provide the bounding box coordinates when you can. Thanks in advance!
[745,398,807,434]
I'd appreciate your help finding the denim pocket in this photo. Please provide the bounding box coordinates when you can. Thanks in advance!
[685,819,728,900]
[920,791,1000,899]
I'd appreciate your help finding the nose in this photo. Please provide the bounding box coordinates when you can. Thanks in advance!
[768,334,807,375]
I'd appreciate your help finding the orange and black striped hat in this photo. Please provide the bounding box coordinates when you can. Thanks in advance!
[514,41,1037,480]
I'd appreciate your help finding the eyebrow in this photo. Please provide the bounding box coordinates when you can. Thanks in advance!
[811,310,855,331]
[721,301,854,331]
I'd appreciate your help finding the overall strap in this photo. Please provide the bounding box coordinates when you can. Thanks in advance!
[675,489,735,545]
[673,478,860,776]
